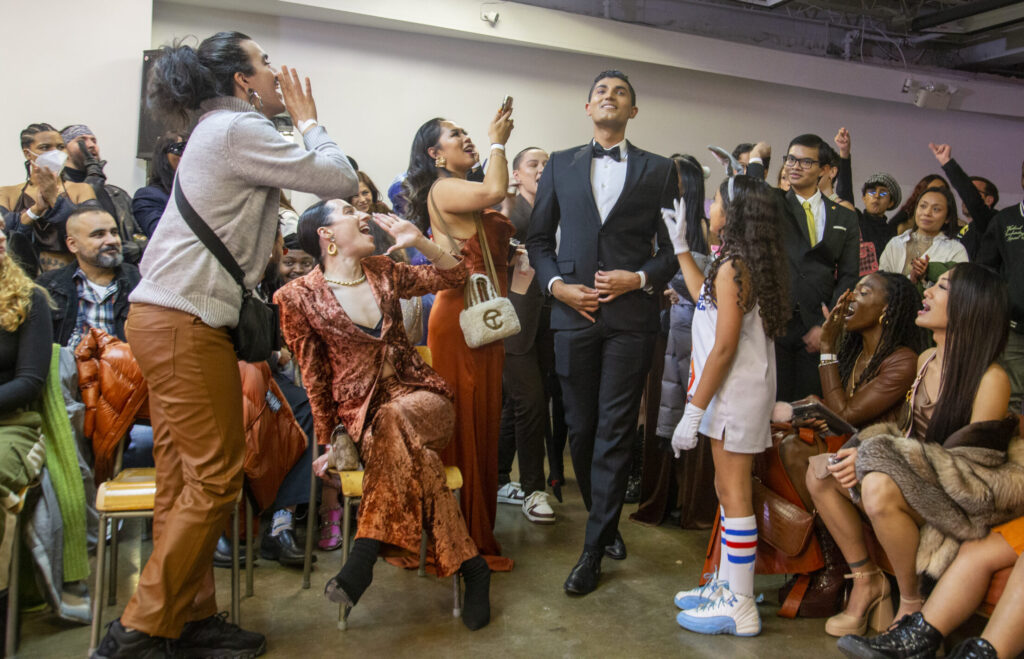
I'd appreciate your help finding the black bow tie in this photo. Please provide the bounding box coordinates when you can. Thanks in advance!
[592,143,622,162]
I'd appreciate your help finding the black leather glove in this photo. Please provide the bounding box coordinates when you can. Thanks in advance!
[77,137,107,183]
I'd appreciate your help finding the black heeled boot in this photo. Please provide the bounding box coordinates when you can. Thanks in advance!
[947,638,998,659]
[324,538,380,608]
[459,555,491,631]
[837,612,943,659]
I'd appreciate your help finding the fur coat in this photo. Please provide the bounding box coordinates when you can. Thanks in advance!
[854,416,1024,586]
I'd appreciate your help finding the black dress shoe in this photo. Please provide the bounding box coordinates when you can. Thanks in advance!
[604,531,627,560]
[260,528,313,567]
[213,534,248,569]
[564,551,602,595]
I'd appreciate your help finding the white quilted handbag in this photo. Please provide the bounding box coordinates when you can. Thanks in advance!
[459,273,521,348]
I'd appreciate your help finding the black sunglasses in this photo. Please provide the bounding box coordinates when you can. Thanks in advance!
[166,141,187,156]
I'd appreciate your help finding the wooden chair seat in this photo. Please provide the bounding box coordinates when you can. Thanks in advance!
[978,567,1011,617]
[95,468,157,512]
[339,466,463,498]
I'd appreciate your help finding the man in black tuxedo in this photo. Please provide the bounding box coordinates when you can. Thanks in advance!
[526,70,678,595]
[747,136,860,401]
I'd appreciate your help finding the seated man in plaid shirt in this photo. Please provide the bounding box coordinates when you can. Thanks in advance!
[37,200,140,348]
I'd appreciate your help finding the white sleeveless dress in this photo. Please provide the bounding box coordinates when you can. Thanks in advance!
[687,280,775,453]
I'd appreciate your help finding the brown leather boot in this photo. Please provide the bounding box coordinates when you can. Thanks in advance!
[797,518,847,617]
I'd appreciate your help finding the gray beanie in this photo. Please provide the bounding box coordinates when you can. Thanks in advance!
[864,172,901,209]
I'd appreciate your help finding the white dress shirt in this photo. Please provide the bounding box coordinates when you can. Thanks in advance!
[591,141,628,223]
[794,189,826,245]
[548,140,647,292]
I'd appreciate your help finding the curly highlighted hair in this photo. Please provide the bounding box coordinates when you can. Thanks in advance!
[705,175,791,338]
[0,254,44,333]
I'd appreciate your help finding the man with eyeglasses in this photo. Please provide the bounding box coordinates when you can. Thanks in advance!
[747,134,860,400]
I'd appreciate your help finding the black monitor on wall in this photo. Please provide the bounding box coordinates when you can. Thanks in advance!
[136,49,166,161]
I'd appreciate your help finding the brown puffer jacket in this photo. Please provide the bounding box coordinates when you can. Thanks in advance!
[77,330,307,508]
[75,328,149,483]
[238,361,306,511]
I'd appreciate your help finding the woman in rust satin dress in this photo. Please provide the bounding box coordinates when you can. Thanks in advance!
[402,108,516,571]
[274,199,491,630]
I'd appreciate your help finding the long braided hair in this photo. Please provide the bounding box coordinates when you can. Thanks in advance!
[836,272,928,389]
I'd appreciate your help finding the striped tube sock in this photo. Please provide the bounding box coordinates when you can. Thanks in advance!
[721,515,757,597]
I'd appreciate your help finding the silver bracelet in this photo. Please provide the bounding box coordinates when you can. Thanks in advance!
[24,207,41,221]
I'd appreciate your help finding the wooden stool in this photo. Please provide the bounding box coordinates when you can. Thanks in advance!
[88,469,252,654]
[335,466,463,630]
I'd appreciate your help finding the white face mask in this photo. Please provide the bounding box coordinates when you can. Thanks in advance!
[34,149,67,174]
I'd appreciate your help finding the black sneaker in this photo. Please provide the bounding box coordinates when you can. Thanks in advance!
[176,612,266,658]
[91,619,172,659]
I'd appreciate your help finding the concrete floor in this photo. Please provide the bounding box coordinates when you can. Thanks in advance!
[19,468,844,659]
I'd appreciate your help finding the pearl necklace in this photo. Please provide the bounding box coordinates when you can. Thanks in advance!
[325,273,366,287]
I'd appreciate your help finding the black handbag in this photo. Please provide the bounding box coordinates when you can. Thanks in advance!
[173,179,280,362]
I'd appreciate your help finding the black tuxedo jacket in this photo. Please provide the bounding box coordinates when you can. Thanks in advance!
[526,141,679,332]
[748,162,860,333]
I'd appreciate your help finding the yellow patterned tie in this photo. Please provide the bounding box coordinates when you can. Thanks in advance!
[802,200,817,247]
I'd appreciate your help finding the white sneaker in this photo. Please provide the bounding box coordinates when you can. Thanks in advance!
[674,570,729,609]
[522,491,555,524]
[497,481,525,505]
[675,587,761,636]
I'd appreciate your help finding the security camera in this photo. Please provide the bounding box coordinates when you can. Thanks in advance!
[481,10,499,26]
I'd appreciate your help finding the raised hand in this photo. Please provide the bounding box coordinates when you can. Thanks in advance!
[834,127,851,159]
[820,289,852,353]
[370,213,422,254]
[661,197,690,255]
[487,105,513,146]
[929,142,952,166]
[278,65,317,125]
[30,162,60,208]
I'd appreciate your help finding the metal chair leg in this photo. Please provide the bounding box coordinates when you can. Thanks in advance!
[341,497,353,566]
[245,498,254,598]
[303,444,317,589]
[418,531,428,577]
[6,512,21,658]
[107,517,119,607]
[452,573,462,618]
[230,500,240,625]
[89,514,108,654]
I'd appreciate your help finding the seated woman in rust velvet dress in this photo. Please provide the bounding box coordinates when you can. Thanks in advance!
[401,107,516,571]
[274,199,491,630]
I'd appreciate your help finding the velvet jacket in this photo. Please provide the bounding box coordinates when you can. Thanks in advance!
[274,256,467,445]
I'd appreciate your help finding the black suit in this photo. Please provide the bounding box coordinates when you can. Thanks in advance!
[748,162,860,400]
[527,141,678,551]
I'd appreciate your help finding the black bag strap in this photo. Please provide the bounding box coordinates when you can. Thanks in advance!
[173,176,247,291]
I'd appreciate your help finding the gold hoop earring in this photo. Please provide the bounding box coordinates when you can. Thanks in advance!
[326,241,338,256]
[878,312,886,325]
[434,154,447,169]
[247,88,264,112]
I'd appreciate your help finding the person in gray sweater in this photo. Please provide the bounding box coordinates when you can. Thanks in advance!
[93,31,356,659]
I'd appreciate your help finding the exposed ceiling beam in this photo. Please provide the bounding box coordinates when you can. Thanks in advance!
[956,35,1024,65]
[912,0,1024,34]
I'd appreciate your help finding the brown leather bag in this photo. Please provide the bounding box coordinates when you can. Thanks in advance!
[701,425,824,579]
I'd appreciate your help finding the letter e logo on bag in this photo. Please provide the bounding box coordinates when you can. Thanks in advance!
[483,309,503,330]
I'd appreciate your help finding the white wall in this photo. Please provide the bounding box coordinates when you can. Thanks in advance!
[0,0,152,193]
[1,0,1019,214]
[152,1,1023,213]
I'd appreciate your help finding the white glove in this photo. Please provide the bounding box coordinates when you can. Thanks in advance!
[672,403,705,458]
[660,197,690,255]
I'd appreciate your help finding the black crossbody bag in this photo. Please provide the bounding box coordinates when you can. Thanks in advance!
[173,178,280,362]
